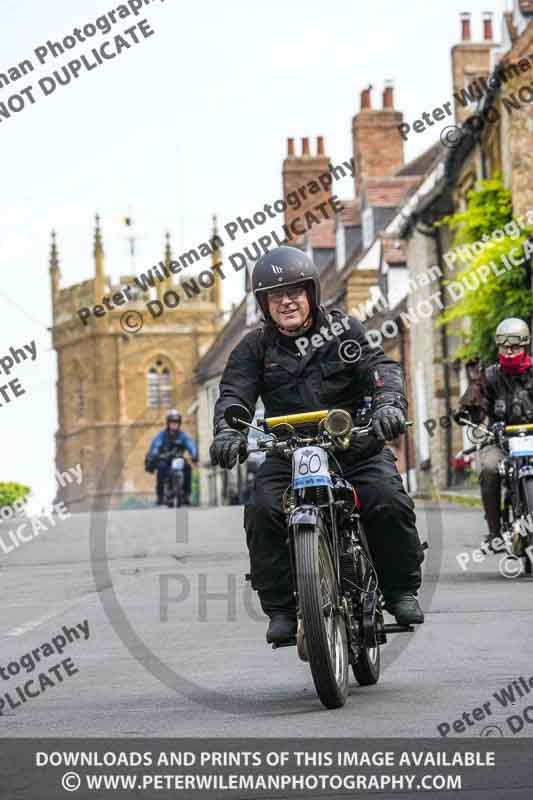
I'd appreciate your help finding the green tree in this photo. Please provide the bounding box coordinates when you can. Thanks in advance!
[0,482,31,510]
[437,175,533,363]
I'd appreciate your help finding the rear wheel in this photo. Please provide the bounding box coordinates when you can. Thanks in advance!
[352,634,381,685]
[350,544,381,686]
[294,519,349,709]
[520,477,533,575]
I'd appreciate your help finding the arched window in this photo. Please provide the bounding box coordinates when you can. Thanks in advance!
[160,368,172,408]
[147,362,173,408]
[147,368,160,408]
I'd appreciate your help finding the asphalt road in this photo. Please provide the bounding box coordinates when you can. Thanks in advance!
[1,501,532,738]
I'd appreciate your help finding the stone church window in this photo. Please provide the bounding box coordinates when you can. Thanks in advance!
[160,368,172,408]
[147,363,173,408]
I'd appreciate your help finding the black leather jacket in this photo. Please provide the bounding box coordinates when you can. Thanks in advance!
[459,363,533,426]
[213,307,407,460]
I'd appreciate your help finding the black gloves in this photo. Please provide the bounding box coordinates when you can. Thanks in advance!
[210,429,248,469]
[453,408,471,426]
[372,405,406,441]
[144,454,156,474]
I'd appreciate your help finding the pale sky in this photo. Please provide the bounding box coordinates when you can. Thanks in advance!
[0,0,506,505]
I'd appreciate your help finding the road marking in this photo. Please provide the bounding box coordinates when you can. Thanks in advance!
[5,612,62,637]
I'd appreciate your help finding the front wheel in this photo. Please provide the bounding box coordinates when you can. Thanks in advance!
[294,519,349,709]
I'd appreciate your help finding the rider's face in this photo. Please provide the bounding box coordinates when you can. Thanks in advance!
[267,285,310,331]
[168,421,179,433]
[498,344,525,357]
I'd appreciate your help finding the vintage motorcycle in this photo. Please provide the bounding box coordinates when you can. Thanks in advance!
[458,417,533,576]
[158,447,188,508]
[224,404,414,710]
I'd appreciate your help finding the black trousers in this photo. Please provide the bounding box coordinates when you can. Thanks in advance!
[244,446,425,616]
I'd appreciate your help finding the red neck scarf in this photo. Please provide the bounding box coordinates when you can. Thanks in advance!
[498,351,532,375]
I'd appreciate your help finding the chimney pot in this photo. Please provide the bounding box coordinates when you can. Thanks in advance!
[287,137,295,157]
[360,85,372,110]
[483,12,493,41]
[460,12,471,41]
[382,80,394,109]
[301,137,310,156]
[316,136,325,155]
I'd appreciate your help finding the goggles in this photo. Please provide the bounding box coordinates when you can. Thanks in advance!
[495,335,527,347]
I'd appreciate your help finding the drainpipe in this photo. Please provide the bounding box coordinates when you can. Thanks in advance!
[415,220,453,488]
[434,226,453,488]
[398,317,412,492]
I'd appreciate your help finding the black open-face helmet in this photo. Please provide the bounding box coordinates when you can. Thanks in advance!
[251,246,321,320]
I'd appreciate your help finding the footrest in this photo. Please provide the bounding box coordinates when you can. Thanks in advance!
[271,637,297,649]
[383,623,414,633]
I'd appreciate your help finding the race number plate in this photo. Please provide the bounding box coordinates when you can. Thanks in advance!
[293,446,331,489]
[509,436,533,457]
[171,457,185,470]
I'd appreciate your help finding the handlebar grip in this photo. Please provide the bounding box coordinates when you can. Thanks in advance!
[505,423,533,433]
[264,410,329,429]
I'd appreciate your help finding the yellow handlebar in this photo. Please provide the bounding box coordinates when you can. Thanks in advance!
[505,423,533,433]
[264,410,329,429]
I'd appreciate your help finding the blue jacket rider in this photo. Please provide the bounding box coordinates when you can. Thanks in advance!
[146,409,198,504]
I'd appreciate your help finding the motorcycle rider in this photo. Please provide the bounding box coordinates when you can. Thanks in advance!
[455,318,533,548]
[145,410,198,505]
[209,246,425,644]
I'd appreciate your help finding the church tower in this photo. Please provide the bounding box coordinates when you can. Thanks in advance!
[51,215,224,510]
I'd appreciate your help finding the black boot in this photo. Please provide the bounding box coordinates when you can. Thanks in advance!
[385,593,424,625]
[266,612,297,644]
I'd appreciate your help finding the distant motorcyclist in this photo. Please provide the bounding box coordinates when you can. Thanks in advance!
[455,318,533,547]
[145,410,198,505]
[209,246,425,644]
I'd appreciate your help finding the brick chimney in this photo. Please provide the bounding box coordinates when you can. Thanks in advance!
[282,136,331,238]
[460,11,472,41]
[352,81,405,196]
[451,12,499,125]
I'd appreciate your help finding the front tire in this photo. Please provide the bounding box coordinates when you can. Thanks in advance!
[294,519,349,709]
